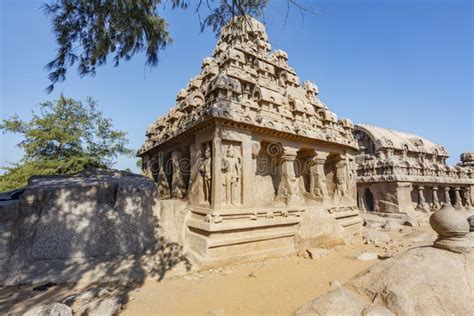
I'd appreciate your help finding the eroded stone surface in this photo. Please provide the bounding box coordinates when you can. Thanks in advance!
[295,287,368,316]
[77,297,122,316]
[23,303,72,316]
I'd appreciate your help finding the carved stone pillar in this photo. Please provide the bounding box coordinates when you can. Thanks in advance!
[444,187,451,206]
[309,156,328,198]
[277,147,300,204]
[416,186,429,212]
[454,187,463,209]
[463,188,472,208]
[358,193,366,212]
[431,186,441,211]
[210,130,223,209]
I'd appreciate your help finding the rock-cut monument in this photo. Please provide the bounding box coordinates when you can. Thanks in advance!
[354,125,474,214]
[139,16,362,266]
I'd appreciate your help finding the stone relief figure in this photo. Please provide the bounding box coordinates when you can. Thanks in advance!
[309,157,328,198]
[335,161,348,198]
[143,164,154,180]
[309,167,322,197]
[316,176,329,197]
[157,163,171,199]
[199,143,212,204]
[335,177,347,197]
[171,151,186,199]
[222,146,241,205]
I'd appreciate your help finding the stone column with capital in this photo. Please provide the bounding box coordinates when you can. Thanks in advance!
[210,130,223,209]
[416,186,429,212]
[444,187,452,206]
[431,186,441,211]
[453,187,463,210]
[463,188,472,208]
[276,147,301,205]
[309,155,329,198]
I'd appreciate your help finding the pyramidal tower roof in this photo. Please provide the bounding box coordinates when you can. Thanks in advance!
[139,16,357,155]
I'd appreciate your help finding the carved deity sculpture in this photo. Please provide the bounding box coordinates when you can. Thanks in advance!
[316,175,328,198]
[222,147,241,205]
[143,164,154,180]
[335,177,347,197]
[199,143,212,204]
[171,151,186,199]
[335,160,348,198]
[157,163,171,199]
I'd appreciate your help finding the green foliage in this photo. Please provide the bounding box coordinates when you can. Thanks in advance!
[0,95,134,191]
[42,0,272,92]
[194,0,269,33]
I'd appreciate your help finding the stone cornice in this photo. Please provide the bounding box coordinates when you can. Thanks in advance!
[357,174,474,185]
[139,115,358,156]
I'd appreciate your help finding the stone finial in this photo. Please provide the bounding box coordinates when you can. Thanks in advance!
[272,49,288,62]
[460,152,474,167]
[429,204,473,253]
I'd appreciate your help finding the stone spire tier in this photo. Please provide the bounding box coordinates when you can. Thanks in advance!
[139,16,357,155]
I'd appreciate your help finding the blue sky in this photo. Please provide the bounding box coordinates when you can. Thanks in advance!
[1,0,472,173]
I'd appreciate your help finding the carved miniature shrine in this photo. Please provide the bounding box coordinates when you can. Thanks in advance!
[354,125,474,214]
[139,17,362,265]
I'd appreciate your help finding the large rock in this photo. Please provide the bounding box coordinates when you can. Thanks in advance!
[302,248,329,260]
[400,214,419,227]
[354,252,379,261]
[295,287,368,316]
[351,247,474,315]
[402,230,436,245]
[0,168,164,285]
[382,219,402,231]
[363,229,391,246]
[295,207,346,251]
[62,288,112,307]
[23,303,72,316]
[77,297,122,316]
[376,200,399,213]
[362,305,394,316]
[296,246,474,315]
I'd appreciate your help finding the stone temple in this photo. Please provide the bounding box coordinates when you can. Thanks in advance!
[354,124,474,214]
[139,17,362,266]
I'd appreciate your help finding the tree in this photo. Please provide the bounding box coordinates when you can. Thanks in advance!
[0,95,134,191]
[43,0,311,92]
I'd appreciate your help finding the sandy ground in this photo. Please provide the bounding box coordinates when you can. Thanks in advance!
[121,229,414,316]
[2,226,430,315]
